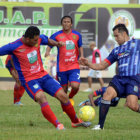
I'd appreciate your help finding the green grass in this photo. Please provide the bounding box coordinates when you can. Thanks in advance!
[0,89,140,140]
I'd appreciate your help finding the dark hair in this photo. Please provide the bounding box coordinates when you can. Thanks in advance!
[112,24,129,36]
[61,15,73,24]
[24,26,40,39]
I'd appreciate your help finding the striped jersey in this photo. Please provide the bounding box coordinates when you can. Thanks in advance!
[49,29,82,72]
[0,35,48,83]
[105,38,140,76]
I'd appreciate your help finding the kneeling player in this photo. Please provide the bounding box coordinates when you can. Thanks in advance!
[79,87,120,107]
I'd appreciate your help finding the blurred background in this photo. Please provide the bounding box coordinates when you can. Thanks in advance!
[0,0,139,83]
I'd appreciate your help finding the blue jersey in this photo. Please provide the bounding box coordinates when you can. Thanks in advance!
[105,39,140,76]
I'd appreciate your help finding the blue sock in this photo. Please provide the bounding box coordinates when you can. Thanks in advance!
[99,99,111,129]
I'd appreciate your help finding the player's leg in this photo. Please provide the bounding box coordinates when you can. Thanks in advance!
[125,76,140,112]
[9,69,24,105]
[83,69,93,92]
[35,91,64,129]
[68,69,80,99]
[98,78,104,88]
[92,75,124,130]
[96,86,117,129]
[14,83,25,105]
[57,71,68,93]
[55,88,91,127]
[126,95,139,112]
[96,70,104,88]
[23,79,64,129]
[42,74,91,128]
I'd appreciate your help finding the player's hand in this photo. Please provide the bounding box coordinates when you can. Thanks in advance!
[57,41,65,47]
[79,57,89,66]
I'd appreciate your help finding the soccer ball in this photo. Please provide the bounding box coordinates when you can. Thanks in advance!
[79,106,95,122]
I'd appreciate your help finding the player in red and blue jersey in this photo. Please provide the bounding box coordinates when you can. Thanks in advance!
[46,16,84,102]
[79,87,120,107]
[0,26,91,130]
[79,24,140,130]
[5,55,25,106]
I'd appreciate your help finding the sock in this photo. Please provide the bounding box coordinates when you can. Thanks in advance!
[61,100,79,123]
[14,83,25,103]
[41,102,60,127]
[99,99,111,129]
[69,88,79,99]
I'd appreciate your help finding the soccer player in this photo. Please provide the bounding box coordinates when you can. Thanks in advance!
[5,55,25,105]
[45,15,84,102]
[0,26,91,130]
[79,24,140,130]
[84,41,104,92]
[79,87,120,107]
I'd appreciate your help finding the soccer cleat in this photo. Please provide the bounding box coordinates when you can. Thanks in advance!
[56,124,65,130]
[71,119,91,128]
[83,88,92,92]
[91,125,103,130]
[14,101,23,106]
[78,99,90,107]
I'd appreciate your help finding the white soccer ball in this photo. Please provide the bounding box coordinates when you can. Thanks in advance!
[79,105,95,122]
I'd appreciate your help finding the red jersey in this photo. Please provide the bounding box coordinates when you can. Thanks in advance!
[50,30,83,72]
[0,35,49,83]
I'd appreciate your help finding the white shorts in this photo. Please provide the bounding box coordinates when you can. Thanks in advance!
[88,69,102,78]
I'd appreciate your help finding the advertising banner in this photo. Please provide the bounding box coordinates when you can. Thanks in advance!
[0,2,139,78]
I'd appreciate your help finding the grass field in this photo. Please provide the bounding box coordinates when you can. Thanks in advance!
[0,89,140,140]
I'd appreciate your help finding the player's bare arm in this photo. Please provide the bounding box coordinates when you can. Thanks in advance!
[88,94,95,107]
[48,38,65,47]
[79,57,109,70]
[79,47,84,58]
[44,46,51,57]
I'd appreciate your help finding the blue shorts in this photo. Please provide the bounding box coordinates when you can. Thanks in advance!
[57,69,80,86]
[109,75,140,98]
[22,74,62,100]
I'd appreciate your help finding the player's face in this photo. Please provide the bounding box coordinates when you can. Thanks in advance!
[61,17,72,31]
[113,29,126,45]
[26,35,39,47]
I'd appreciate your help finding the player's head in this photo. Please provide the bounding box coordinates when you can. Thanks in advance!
[89,41,96,50]
[24,26,40,46]
[112,24,129,45]
[61,15,73,31]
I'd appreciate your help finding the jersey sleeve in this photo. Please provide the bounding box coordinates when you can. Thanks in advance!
[40,34,49,45]
[0,43,16,56]
[48,33,57,48]
[104,48,117,66]
[78,33,82,48]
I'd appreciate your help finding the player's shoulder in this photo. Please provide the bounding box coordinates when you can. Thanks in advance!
[132,38,140,43]
[10,38,23,48]
[72,30,81,36]
[51,30,63,37]
[40,34,48,40]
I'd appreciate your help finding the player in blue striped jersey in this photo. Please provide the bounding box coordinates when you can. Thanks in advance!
[79,24,140,130]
